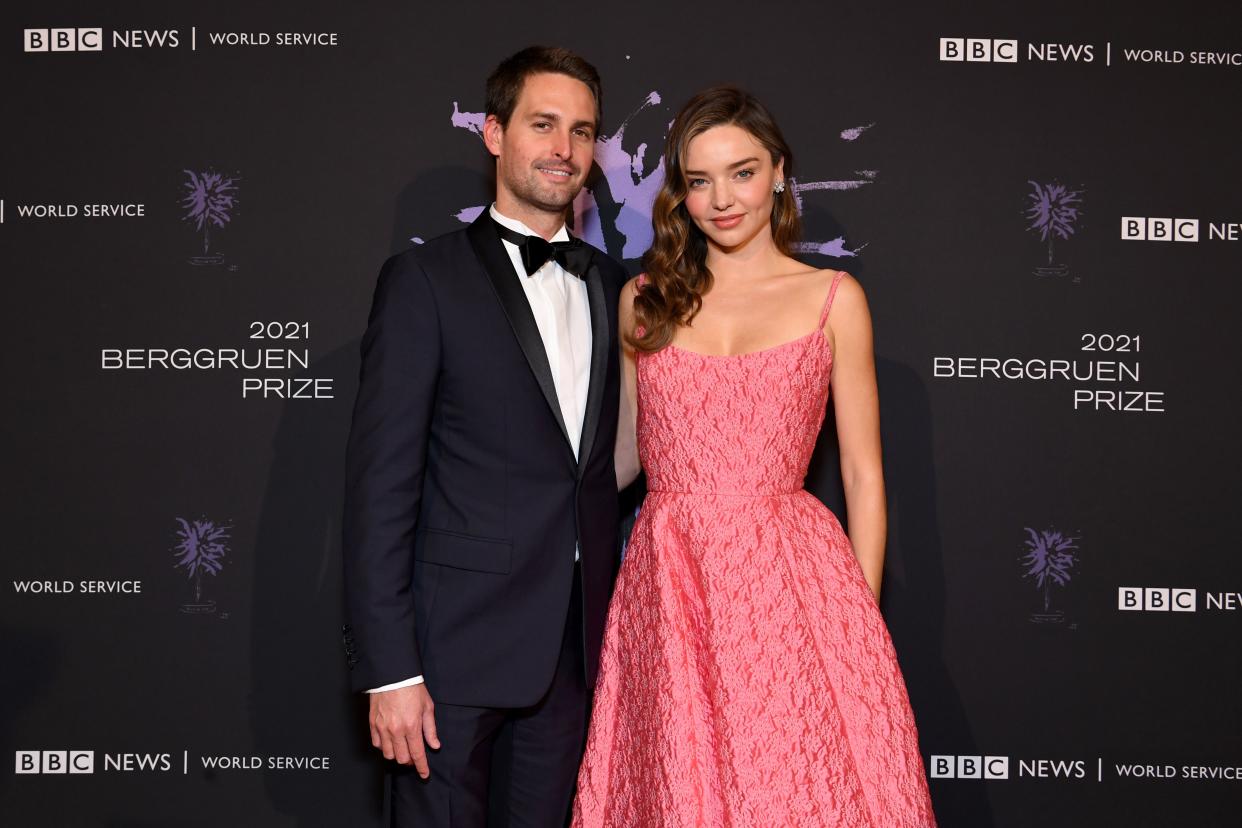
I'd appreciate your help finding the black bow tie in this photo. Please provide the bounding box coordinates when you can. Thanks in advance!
[492,219,593,278]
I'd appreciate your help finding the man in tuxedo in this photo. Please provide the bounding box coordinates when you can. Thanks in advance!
[342,46,625,826]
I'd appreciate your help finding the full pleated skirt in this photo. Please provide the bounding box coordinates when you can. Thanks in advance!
[572,491,937,827]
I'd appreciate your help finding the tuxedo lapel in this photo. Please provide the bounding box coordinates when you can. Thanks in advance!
[576,259,609,478]
[466,215,576,468]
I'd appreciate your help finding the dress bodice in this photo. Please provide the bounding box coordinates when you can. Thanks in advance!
[636,272,842,497]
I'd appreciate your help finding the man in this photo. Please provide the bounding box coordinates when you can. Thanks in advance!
[342,46,625,826]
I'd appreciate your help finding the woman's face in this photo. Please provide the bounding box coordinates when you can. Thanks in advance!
[681,124,783,252]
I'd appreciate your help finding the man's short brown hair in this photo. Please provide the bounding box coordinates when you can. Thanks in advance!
[485,46,602,131]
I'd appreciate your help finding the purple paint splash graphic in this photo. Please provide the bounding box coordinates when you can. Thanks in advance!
[455,205,487,224]
[573,91,665,257]
[450,102,485,136]
[791,171,878,201]
[840,123,875,141]
[1021,527,1080,625]
[793,238,869,257]
[437,93,878,260]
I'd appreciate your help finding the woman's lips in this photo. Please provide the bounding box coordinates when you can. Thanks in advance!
[710,214,744,229]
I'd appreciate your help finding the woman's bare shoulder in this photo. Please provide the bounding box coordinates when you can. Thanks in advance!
[831,270,866,306]
[823,270,872,333]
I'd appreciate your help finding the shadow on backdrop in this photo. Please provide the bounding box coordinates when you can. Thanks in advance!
[807,357,994,827]
[390,165,492,256]
[249,341,384,828]
[0,629,57,811]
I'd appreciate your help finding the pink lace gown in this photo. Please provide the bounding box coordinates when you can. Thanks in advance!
[573,272,936,827]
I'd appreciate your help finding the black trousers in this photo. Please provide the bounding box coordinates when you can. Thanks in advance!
[391,565,587,827]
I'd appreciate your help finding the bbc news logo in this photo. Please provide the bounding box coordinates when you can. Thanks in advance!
[930,755,1010,779]
[15,750,174,774]
[1121,217,1199,242]
[15,751,94,774]
[23,28,182,52]
[940,38,1018,63]
[940,38,1096,64]
[1118,587,1197,611]
[23,28,102,52]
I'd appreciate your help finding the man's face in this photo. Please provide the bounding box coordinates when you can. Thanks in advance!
[484,72,598,218]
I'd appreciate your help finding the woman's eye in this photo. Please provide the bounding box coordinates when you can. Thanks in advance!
[737,169,754,179]
[687,178,706,188]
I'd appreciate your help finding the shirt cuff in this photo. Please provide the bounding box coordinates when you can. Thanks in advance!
[366,675,424,693]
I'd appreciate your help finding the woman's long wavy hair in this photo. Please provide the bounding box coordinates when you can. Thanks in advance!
[633,86,802,352]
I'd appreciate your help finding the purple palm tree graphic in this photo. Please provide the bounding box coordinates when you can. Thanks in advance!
[173,517,230,611]
[1025,181,1083,277]
[181,170,238,265]
[1021,527,1079,623]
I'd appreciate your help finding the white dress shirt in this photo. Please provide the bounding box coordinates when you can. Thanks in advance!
[367,204,592,694]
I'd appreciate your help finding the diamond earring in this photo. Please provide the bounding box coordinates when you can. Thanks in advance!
[774,180,786,194]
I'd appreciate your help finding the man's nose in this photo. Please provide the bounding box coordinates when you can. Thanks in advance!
[550,128,573,161]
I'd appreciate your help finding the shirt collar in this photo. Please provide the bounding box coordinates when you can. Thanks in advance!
[489,204,571,243]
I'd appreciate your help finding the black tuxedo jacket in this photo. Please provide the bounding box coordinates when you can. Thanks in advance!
[342,213,625,708]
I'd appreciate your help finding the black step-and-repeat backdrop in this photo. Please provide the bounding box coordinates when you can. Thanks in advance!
[3,1,1239,825]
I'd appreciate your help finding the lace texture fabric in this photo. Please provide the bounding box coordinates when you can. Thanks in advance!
[573,273,937,827]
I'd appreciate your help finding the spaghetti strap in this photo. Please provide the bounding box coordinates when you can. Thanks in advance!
[818,270,846,328]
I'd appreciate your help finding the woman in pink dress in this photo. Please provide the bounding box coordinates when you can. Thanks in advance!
[572,87,937,827]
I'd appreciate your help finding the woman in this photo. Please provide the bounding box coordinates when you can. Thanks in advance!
[573,87,936,826]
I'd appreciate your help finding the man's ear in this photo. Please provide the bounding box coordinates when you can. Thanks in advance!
[483,114,503,159]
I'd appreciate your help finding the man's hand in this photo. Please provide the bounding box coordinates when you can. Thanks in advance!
[369,683,440,778]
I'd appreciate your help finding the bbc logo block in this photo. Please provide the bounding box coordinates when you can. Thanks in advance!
[929,755,1009,779]
[1121,217,1199,242]
[14,750,94,774]
[940,38,1018,63]
[23,28,103,52]
[1118,587,1197,612]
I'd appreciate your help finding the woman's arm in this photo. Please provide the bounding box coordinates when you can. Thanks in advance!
[825,274,887,602]
[615,277,642,491]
